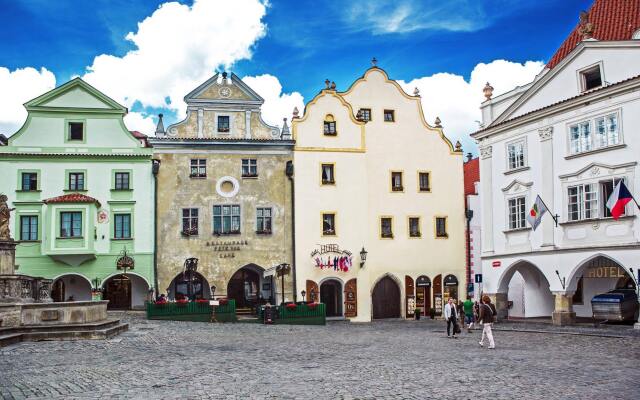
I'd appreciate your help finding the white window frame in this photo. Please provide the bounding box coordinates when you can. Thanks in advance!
[567,183,599,222]
[214,112,233,135]
[505,137,527,171]
[567,110,622,156]
[576,61,605,93]
[506,195,527,230]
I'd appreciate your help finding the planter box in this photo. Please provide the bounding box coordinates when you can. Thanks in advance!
[146,299,237,323]
[258,303,326,325]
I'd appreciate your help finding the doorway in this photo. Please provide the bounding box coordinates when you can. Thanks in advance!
[228,267,261,309]
[51,274,92,302]
[103,274,131,310]
[372,276,401,319]
[320,279,343,317]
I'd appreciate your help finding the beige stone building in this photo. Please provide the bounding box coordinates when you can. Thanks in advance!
[292,66,466,321]
[149,72,294,311]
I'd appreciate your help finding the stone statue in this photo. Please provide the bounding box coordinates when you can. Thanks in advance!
[0,194,16,241]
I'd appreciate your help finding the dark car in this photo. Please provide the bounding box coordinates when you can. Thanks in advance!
[591,288,639,321]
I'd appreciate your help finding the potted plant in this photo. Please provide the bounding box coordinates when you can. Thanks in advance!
[429,308,436,319]
[415,308,421,320]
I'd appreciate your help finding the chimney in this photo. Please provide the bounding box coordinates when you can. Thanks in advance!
[466,152,473,162]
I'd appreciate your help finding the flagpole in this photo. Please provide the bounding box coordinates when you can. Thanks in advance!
[538,196,559,227]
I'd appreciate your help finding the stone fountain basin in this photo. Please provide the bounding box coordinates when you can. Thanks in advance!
[0,300,108,327]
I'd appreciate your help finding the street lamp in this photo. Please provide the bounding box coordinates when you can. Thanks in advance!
[360,247,368,268]
[301,290,307,302]
[276,263,291,305]
[210,285,216,300]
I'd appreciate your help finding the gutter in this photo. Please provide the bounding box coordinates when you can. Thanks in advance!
[286,160,297,302]
[152,159,160,299]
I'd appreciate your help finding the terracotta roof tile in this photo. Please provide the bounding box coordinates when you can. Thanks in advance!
[547,0,640,69]
[44,193,101,207]
[463,158,480,196]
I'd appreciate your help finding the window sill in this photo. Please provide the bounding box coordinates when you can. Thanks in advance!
[213,231,241,236]
[322,181,336,186]
[418,189,431,193]
[435,235,449,239]
[322,232,336,236]
[564,143,626,160]
[56,237,84,240]
[189,176,207,179]
[16,190,41,193]
[409,234,422,239]
[64,189,88,193]
[242,175,259,179]
[504,166,530,175]
[111,188,133,192]
[502,227,531,234]
[18,240,41,243]
[559,215,636,226]
[181,231,199,237]
[380,235,394,240]
[256,231,272,235]
[324,133,338,137]
[391,188,404,193]
[111,238,134,241]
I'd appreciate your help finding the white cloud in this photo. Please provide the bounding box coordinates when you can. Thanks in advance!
[242,74,305,127]
[124,111,157,135]
[399,59,544,153]
[0,67,56,135]
[82,0,268,128]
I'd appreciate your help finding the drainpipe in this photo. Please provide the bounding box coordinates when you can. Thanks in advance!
[465,208,474,298]
[152,159,161,299]
[286,160,297,302]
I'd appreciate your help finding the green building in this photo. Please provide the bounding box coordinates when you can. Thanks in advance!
[0,78,155,309]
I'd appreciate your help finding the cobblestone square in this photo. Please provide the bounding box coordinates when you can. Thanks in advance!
[1,313,639,400]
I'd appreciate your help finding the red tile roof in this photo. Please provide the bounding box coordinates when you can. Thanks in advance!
[130,130,147,139]
[547,0,640,69]
[44,193,101,207]
[463,157,480,196]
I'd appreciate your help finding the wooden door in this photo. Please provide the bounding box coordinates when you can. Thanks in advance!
[372,276,400,319]
[51,279,65,302]
[433,274,442,316]
[306,280,319,303]
[344,278,357,318]
[104,275,131,310]
[320,280,342,317]
[405,275,415,318]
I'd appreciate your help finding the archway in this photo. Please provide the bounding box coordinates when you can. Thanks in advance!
[168,271,210,301]
[372,275,401,319]
[51,274,92,302]
[497,261,554,319]
[227,264,265,310]
[415,275,431,314]
[320,279,343,317]
[567,255,636,318]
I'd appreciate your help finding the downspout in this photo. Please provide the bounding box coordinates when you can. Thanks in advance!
[465,207,473,297]
[286,160,297,302]
[152,159,160,299]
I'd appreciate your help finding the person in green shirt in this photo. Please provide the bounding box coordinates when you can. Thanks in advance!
[463,296,475,332]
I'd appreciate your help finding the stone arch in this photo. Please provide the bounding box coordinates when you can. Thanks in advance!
[102,272,150,309]
[167,271,210,301]
[371,273,403,319]
[228,263,267,309]
[51,273,92,302]
[320,277,344,317]
[496,259,554,319]
[566,253,633,292]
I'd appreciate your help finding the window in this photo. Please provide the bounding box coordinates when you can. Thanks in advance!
[321,164,335,185]
[322,213,336,236]
[256,207,272,234]
[380,217,393,238]
[217,116,230,133]
[569,113,620,155]
[20,215,38,241]
[68,122,84,141]
[182,208,198,235]
[114,214,131,239]
[60,212,82,238]
[580,65,602,91]
[190,159,206,178]
[508,197,527,230]
[391,172,403,192]
[567,184,598,221]
[242,159,258,177]
[69,172,85,191]
[114,172,130,190]
[409,217,421,238]
[21,173,38,191]
[418,172,430,192]
[435,217,448,238]
[507,140,526,170]
[384,110,395,122]
[324,121,337,136]
[601,178,626,218]
[213,205,241,235]
[358,108,371,121]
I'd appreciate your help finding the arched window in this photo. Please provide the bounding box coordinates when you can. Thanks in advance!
[323,114,337,136]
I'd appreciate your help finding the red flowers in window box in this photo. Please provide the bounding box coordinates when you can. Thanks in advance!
[285,303,297,310]
[307,302,319,309]
[195,299,209,304]
[176,299,188,306]
[218,298,229,306]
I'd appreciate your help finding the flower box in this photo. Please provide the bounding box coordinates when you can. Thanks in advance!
[218,298,229,306]
[285,303,297,310]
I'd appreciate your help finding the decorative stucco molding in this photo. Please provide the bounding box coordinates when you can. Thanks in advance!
[480,145,493,159]
[538,126,553,142]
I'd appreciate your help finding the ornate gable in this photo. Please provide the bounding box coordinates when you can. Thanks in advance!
[25,78,126,114]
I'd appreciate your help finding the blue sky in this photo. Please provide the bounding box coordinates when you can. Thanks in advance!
[0,0,593,152]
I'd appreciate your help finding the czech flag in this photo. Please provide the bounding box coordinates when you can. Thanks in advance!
[606,180,633,220]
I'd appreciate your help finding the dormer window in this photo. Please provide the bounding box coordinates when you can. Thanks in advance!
[580,65,602,92]
[217,116,230,133]
[68,122,84,141]
[323,114,337,136]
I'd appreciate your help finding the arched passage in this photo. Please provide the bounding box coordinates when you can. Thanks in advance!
[567,254,636,318]
[227,264,265,310]
[497,261,554,319]
[168,271,210,301]
[320,278,343,317]
[372,275,401,319]
[51,274,92,302]
[102,273,150,310]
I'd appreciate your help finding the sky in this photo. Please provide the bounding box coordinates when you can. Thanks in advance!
[0,0,594,153]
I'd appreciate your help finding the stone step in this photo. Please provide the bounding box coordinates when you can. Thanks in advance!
[0,333,22,347]
[0,322,129,347]
[0,319,122,334]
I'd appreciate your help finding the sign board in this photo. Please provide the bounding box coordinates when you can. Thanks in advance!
[586,266,627,279]
[310,243,353,272]
[209,300,219,306]
[492,261,501,268]
[475,274,483,283]
[416,275,431,287]
[434,294,443,315]
[443,274,458,287]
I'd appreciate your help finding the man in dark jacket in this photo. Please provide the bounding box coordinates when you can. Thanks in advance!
[478,295,496,349]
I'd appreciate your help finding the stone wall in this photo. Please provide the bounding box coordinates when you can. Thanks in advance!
[0,301,107,327]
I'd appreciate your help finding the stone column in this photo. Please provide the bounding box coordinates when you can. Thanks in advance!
[480,145,494,254]
[245,111,252,139]
[538,127,555,247]
[0,240,17,275]
[486,293,508,321]
[552,292,576,326]
[197,108,204,138]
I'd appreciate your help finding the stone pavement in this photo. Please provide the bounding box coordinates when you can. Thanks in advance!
[0,312,638,400]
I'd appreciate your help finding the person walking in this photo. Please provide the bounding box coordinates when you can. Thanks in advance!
[444,298,458,338]
[463,296,475,332]
[478,295,496,349]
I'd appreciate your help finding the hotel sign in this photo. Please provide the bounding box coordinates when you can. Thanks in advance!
[310,244,353,272]
[586,266,627,279]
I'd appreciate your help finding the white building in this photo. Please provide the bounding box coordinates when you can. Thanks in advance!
[471,1,640,326]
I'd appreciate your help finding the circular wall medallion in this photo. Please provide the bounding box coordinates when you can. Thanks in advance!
[216,176,240,198]
[219,87,231,98]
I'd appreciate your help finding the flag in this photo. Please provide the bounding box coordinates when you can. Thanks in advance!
[606,180,633,220]
[526,195,548,231]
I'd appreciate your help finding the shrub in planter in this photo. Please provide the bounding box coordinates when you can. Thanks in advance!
[415,308,421,320]
[429,308,436,319]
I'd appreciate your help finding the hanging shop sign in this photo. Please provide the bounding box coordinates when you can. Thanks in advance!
[116,255,135,270]
[97,210,109,224]
[310,244,353,272]
[206,239,249,259]
[443,274,458,287]
[416,275,431,287]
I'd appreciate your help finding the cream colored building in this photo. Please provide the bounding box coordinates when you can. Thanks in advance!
[292,66,466,321]
[149,72,294,312]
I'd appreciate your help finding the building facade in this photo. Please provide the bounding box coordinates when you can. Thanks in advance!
[292,66,466,322]
[471,1,640,325]
[464,156,482,300]
[0,78,155,309]
[150,73,294,310]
